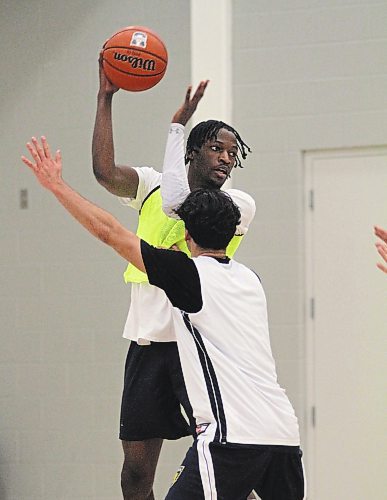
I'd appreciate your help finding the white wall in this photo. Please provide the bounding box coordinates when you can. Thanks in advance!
[232,0,387,473]
[1,0,386,498]
[0,1,190,499]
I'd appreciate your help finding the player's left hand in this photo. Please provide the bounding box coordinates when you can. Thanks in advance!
[21,136,63,191]
[172,80,209,126]
[374,226,387,273]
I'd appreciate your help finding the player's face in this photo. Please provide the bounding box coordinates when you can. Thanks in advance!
[191,128,238,189]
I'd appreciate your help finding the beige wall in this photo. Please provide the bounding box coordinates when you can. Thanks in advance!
[1,0,386,498]
[232,0,387,443]
[0,1,190,498]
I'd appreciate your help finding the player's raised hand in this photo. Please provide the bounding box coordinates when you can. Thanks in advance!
[374,225,387,274]
[374,225,387,245]
[21,136,63,191]
[172,80,209,126]
[98,52,119,95]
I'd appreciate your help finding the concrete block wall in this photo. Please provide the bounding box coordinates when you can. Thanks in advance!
[1,0,387,498]
[0,1,190,498]
[232,0,387,456]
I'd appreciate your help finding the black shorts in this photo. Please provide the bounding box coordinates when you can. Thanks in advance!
[119,341,194,441]
[166,441,305,500]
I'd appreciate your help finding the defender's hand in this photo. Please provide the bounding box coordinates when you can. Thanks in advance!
[374,226,387,273]
[21,136,63,191]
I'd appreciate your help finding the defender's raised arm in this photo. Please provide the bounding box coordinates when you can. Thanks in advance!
[22,136,145,272]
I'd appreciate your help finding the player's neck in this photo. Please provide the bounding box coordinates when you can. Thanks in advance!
[187,234,227,258]
[199,250,227,258]
[192,245,227,259]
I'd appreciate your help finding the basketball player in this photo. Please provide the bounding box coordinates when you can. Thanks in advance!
[20,141,305,499]
[374,225,387,273]
[92,63,255,499]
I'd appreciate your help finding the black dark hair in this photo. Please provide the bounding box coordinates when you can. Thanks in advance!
[185,120,251,168]
[175,189,241,250]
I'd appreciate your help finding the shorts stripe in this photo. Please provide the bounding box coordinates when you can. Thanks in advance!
[301,457,307,500]
[198,436,217,499]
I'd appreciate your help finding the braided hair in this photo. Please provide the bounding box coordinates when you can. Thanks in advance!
[185,120,251,168]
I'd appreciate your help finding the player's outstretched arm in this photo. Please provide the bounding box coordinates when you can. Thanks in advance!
[161,81,209,218]
[374,225,387,273]
[22,136,145,272]
[92,56,139,198]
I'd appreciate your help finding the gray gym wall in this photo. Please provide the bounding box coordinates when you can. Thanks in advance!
[1,1,386,499]
[0,1,190,499]
[232,0,387,445]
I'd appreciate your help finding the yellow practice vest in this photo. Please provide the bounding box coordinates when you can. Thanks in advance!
[123,186,243,284]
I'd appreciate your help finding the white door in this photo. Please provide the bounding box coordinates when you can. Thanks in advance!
[304,148,387,500]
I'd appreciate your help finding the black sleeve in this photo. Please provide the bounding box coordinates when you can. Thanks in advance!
[140,240,203,313]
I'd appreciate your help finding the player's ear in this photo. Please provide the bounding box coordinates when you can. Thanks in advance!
[185,231,193,252]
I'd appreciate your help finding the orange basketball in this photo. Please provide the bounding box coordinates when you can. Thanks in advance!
[102,26,168,92]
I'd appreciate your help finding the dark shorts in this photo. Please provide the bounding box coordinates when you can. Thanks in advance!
[119,341,194,441]
[166,441,305,500]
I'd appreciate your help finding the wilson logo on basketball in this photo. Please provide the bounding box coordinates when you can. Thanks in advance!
[113,52,156,72]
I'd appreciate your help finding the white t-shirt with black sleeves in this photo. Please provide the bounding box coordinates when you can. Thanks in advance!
[141,240,300,447]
